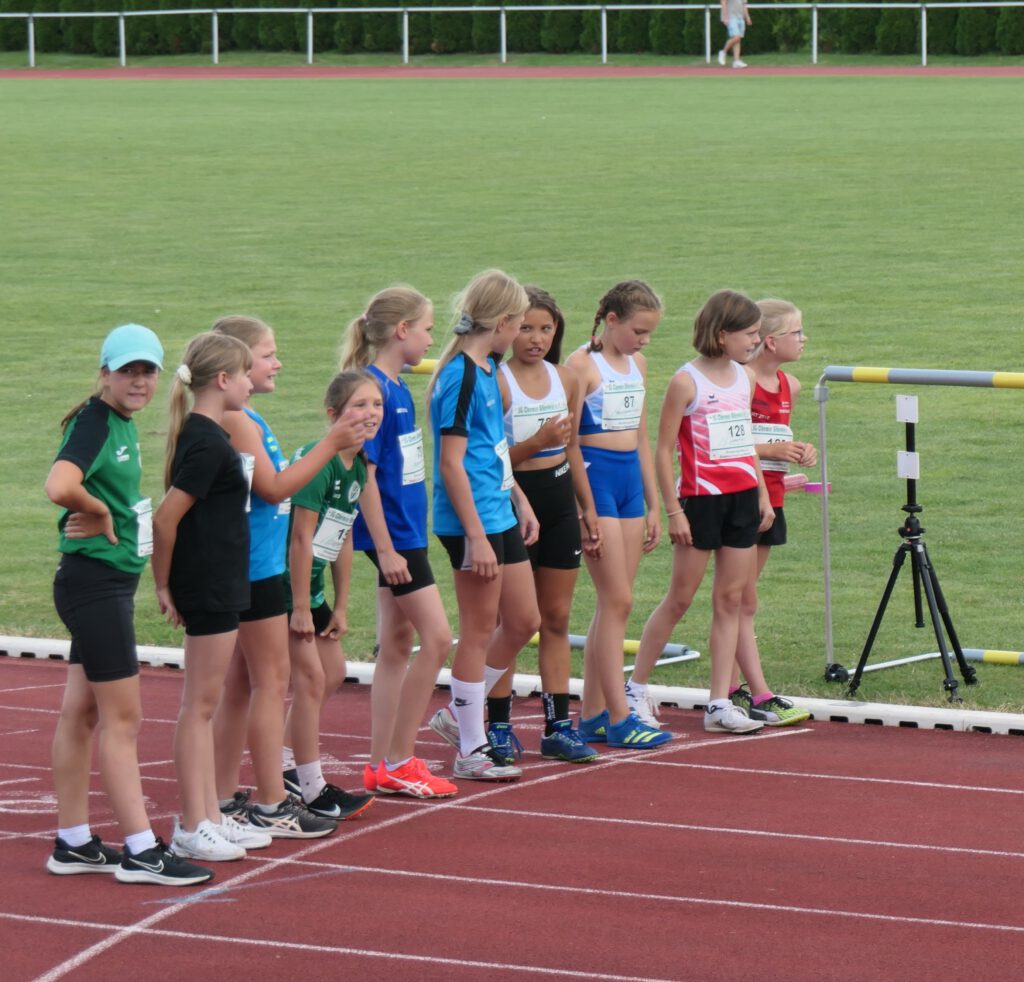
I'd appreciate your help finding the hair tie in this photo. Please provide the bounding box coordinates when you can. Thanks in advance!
[454,312,474,336]
[360,311,369,323]
[176,364,192,385]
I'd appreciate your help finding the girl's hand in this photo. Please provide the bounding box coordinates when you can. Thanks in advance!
[155,586,182,628]
[643,514,661,554]
[534,413,573,451]
[377,547,412,586]
[758,493,776,532]
[580,509,603,559]
[798,442,818,467]
[326,410,365,450]
[289,606,315,643]
[321,608,347,641]
[64,511,117,545]
[466,534,499,582]
[667,511,692,547]
[765,441,808,464]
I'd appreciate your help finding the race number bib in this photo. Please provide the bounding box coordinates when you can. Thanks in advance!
[752,422,793,473]
[602,381,644,431]
[133,497,153,558]
[239,452,255,513]
[495,439,514,491]
[707,410,755,460]
[311,507,356,563]
[399,428,425,486]
[511,401,567,449]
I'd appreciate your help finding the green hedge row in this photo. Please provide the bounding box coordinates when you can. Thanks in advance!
[2,1,1023,57]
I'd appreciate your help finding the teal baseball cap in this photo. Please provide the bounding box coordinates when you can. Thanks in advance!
[100,323,164,372]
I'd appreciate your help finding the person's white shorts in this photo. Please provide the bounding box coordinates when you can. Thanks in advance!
[727,16,746,38]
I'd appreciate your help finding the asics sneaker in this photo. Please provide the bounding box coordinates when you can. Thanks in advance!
[375,757,457,798]
[247,797,337,839]
[731,686,811,727]
[704,702,764,734]
[486,722,524,765]
[171,818,246,861]
[577,709,609,744]
[606,712,673,749]
[219,789,252,820]
[539,720,599,763]
[218,814,272,850]
[428,705,461,750]
[282,768,301,796]
[363,762,379,793]
[46,835,121,875]
[116,838,213,886]
[453,744,522,782]
[624,680,661,729]
[305,784,375,821]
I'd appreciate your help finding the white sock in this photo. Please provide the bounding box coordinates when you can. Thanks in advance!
[124,829,157,855]
[296,761,326,802]
[483,664,506,696]
[707,698,730,712]
[282,745,296,770]
[385,756,412,771]
[58,824,92,848]
[449,676,487,755]
[627,678,647,695]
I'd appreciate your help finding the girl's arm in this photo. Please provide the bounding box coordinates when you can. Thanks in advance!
[787,373,817,466]
[357,463,410,585]
[561,366,602,558]
[324,534,353,640]
[636,354,660,554]
[656,373,696,547]
[499,368,574,468]
[222,409,365,505]
[45,460,117,544]
[288,506,319,642]
[439,433,497,581]
[745,369,776,531]
[151,487,197,627]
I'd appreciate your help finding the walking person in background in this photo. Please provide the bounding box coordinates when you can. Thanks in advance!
[718,0,752,68]
[46,324,212,886]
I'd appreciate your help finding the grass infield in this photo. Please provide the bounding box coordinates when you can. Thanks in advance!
[2,70,1021,709]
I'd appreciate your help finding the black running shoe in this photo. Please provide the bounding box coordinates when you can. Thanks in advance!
[282,768,301,796]
[219,789,252,820]
[305,783,375,821]
[247,796,337,839]
[115,838,214,886]
[46,835,121,875]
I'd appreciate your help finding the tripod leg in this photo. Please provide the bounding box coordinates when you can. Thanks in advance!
[912,543,963,703]
[917,543,978,687]
[847,545,909,697]
[911,548,924,628]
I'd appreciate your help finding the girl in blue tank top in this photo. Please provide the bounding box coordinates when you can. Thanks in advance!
[208,316,371,838]
[339,287,457,800]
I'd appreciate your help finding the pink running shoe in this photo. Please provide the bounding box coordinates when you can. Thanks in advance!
[376,758,457,799]
[363,763,379,793]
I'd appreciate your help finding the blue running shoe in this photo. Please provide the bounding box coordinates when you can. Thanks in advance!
[606,712,673,749]
[486,722,524,765]
[578,709,609,744]
[540,720,600,763]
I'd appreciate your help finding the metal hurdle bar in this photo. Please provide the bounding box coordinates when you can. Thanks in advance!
[814,366,1024,680]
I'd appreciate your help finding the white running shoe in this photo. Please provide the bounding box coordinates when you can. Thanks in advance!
[704,703,764,734]
[717,49,726,66]
[732,59,748,69]
[453,745,522,782]
[218,814,272,850]
[171,818,246,861]
[624,680,661,729]
[428,705,461,750]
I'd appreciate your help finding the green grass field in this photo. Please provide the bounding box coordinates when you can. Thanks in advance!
[2,71,1022,709]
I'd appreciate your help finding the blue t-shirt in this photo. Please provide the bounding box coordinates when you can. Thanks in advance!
[245,406,290,581]
[352,365,427,552]
[430,353,515,537]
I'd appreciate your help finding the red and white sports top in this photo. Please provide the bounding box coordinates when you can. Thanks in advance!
[677,361,758,497]
[751,371,793,509]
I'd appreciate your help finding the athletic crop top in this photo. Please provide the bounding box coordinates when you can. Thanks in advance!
[750,371,793,509]
[499,361,568,460]
[353,365,428,552]
[676,361,758,497]
[577,350,645,435]
[244,407,290,581]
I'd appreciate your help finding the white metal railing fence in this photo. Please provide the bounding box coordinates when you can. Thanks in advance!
[2,4,1023,71]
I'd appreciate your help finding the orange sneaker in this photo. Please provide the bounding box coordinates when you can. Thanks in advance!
[363,763,379,793]
[375,757,457,799]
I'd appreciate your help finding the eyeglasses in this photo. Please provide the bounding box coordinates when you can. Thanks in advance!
[775,330,807,340]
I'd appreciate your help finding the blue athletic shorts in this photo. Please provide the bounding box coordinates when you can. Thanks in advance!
[581,445,645,520]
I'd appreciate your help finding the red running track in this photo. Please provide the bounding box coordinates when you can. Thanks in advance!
[2,655,1023,981]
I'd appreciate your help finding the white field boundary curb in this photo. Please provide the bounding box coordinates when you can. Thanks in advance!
[3,634,1023,737]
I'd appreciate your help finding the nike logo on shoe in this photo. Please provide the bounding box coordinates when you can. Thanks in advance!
[130,857,165,874]
[69,851,106,865]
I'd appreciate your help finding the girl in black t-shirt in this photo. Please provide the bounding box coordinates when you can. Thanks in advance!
[152,332,262,864]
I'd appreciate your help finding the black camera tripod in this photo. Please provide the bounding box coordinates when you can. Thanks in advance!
[846,420,978,702]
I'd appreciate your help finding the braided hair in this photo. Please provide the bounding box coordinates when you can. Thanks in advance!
[589,280,662,353]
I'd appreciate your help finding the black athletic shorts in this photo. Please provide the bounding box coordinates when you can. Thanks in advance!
[437,525,529,571]
[53,554,140,683]
[364,547,436,597]
[180,608,241,637]
[757,506,787,547]
[239,573,288,622]
[516,461,582,571]
[680,487,761,551]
